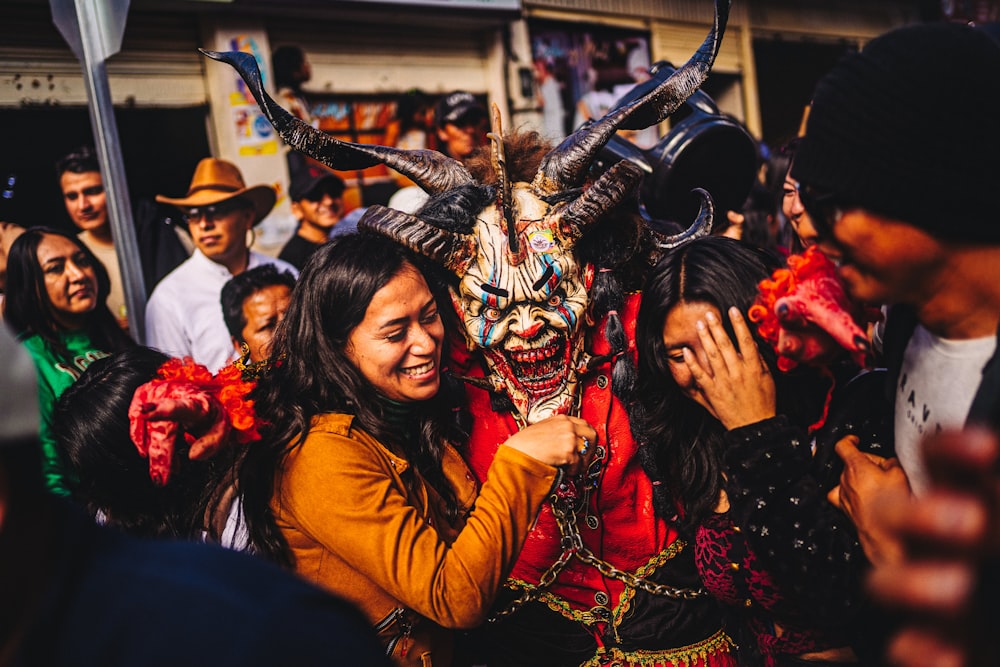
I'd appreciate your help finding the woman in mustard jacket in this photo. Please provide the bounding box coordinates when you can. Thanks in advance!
[238,232,596,666]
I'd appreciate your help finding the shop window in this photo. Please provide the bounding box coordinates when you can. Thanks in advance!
[307,94,401,208]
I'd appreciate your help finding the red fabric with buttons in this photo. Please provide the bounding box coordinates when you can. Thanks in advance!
[460,293,679,616]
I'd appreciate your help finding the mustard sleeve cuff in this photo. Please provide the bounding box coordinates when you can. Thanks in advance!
[493,444,559,482]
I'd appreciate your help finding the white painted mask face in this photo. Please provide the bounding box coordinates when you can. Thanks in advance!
[453,184,592,423]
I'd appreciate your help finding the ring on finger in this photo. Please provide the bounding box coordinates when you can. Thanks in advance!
[579,437,590,456]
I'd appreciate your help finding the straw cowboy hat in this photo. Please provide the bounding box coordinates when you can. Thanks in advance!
[156,158,277,226]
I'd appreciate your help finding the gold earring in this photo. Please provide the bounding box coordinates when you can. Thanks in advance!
[234,342,253,373]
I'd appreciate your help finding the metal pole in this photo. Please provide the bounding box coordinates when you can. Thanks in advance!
[53,0,146,343]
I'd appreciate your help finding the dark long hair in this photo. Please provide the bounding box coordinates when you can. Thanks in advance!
[3,227,132,358]
[241,232,466,566]
[396,88,432,135]
[632,236,784,533]
[272,45,306,92]
[53,346,236,540]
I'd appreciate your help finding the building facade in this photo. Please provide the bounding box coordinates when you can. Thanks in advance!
[1,0,930,251]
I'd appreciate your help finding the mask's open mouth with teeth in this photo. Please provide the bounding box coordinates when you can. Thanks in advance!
[492,335,569,394]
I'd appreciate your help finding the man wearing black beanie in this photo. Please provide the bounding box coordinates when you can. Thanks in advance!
[792,20,1000,667]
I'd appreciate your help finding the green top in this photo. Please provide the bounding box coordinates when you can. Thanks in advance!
[20,331,110,496]
[376,393,420,448]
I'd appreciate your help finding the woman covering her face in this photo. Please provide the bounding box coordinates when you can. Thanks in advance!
[4,226,133,495]
[238,232,597,665]
[633,236,892,666]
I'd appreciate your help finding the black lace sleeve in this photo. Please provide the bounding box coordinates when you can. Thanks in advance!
[722,414,868,631]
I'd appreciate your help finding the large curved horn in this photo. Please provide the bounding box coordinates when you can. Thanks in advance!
[200,49,474,195]
[358,205,478,275]
[487,104,517,254]
[532,0,730,196]
[653,188,714,249]
[560,160,645,241]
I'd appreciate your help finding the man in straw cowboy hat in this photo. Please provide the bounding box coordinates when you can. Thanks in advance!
[145,158,297,371]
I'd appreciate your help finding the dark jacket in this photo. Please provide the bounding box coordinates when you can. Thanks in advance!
[721,364,894,662]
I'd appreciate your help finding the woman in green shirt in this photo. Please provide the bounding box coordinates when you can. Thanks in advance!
[4,227,133,495]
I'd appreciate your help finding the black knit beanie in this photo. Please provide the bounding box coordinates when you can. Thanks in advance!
[792,22,1000,243]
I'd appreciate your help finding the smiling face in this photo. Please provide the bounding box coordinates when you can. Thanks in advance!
[291,191,343,231]
[782,171,818,249]
[346,263,444,402]
[291,178,344,239]
[235,284,292,363]
[36,233,100,329]
[437,116,488,161]
[60,170,108,235]
[662,300,722,420]
[453,186,591,423]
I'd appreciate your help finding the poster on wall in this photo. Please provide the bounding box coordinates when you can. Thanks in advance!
[530,21,657,148]
[224,34,279,157]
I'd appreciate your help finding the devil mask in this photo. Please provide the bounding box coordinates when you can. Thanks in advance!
[449,175,598,421]
[203,0,729,424]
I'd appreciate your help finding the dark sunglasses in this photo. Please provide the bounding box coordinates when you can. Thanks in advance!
[182,199,247,225]
[301,186,343,203]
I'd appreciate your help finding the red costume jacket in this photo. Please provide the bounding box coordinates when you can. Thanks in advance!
[453,293,734,666]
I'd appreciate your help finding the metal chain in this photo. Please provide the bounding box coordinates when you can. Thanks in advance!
[487,548,574,621]
[550,488,706,600]
[492,385,702,620]
[488,474,704,621]
[488,470,577,621]
[574,546,707,599]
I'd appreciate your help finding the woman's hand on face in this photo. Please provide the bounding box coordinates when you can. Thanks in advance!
[682,306,777,430]
[503,414,598,475]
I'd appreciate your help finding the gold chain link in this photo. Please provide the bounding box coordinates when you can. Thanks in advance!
[488,475,705,622]
[492,385,703,622]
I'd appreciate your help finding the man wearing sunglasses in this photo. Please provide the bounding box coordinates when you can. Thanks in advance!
[278,165,347,270]
[145,158,298,372]
[791,22,1000,666]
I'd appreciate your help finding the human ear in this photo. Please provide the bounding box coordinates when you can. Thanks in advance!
[239,208,257,237]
